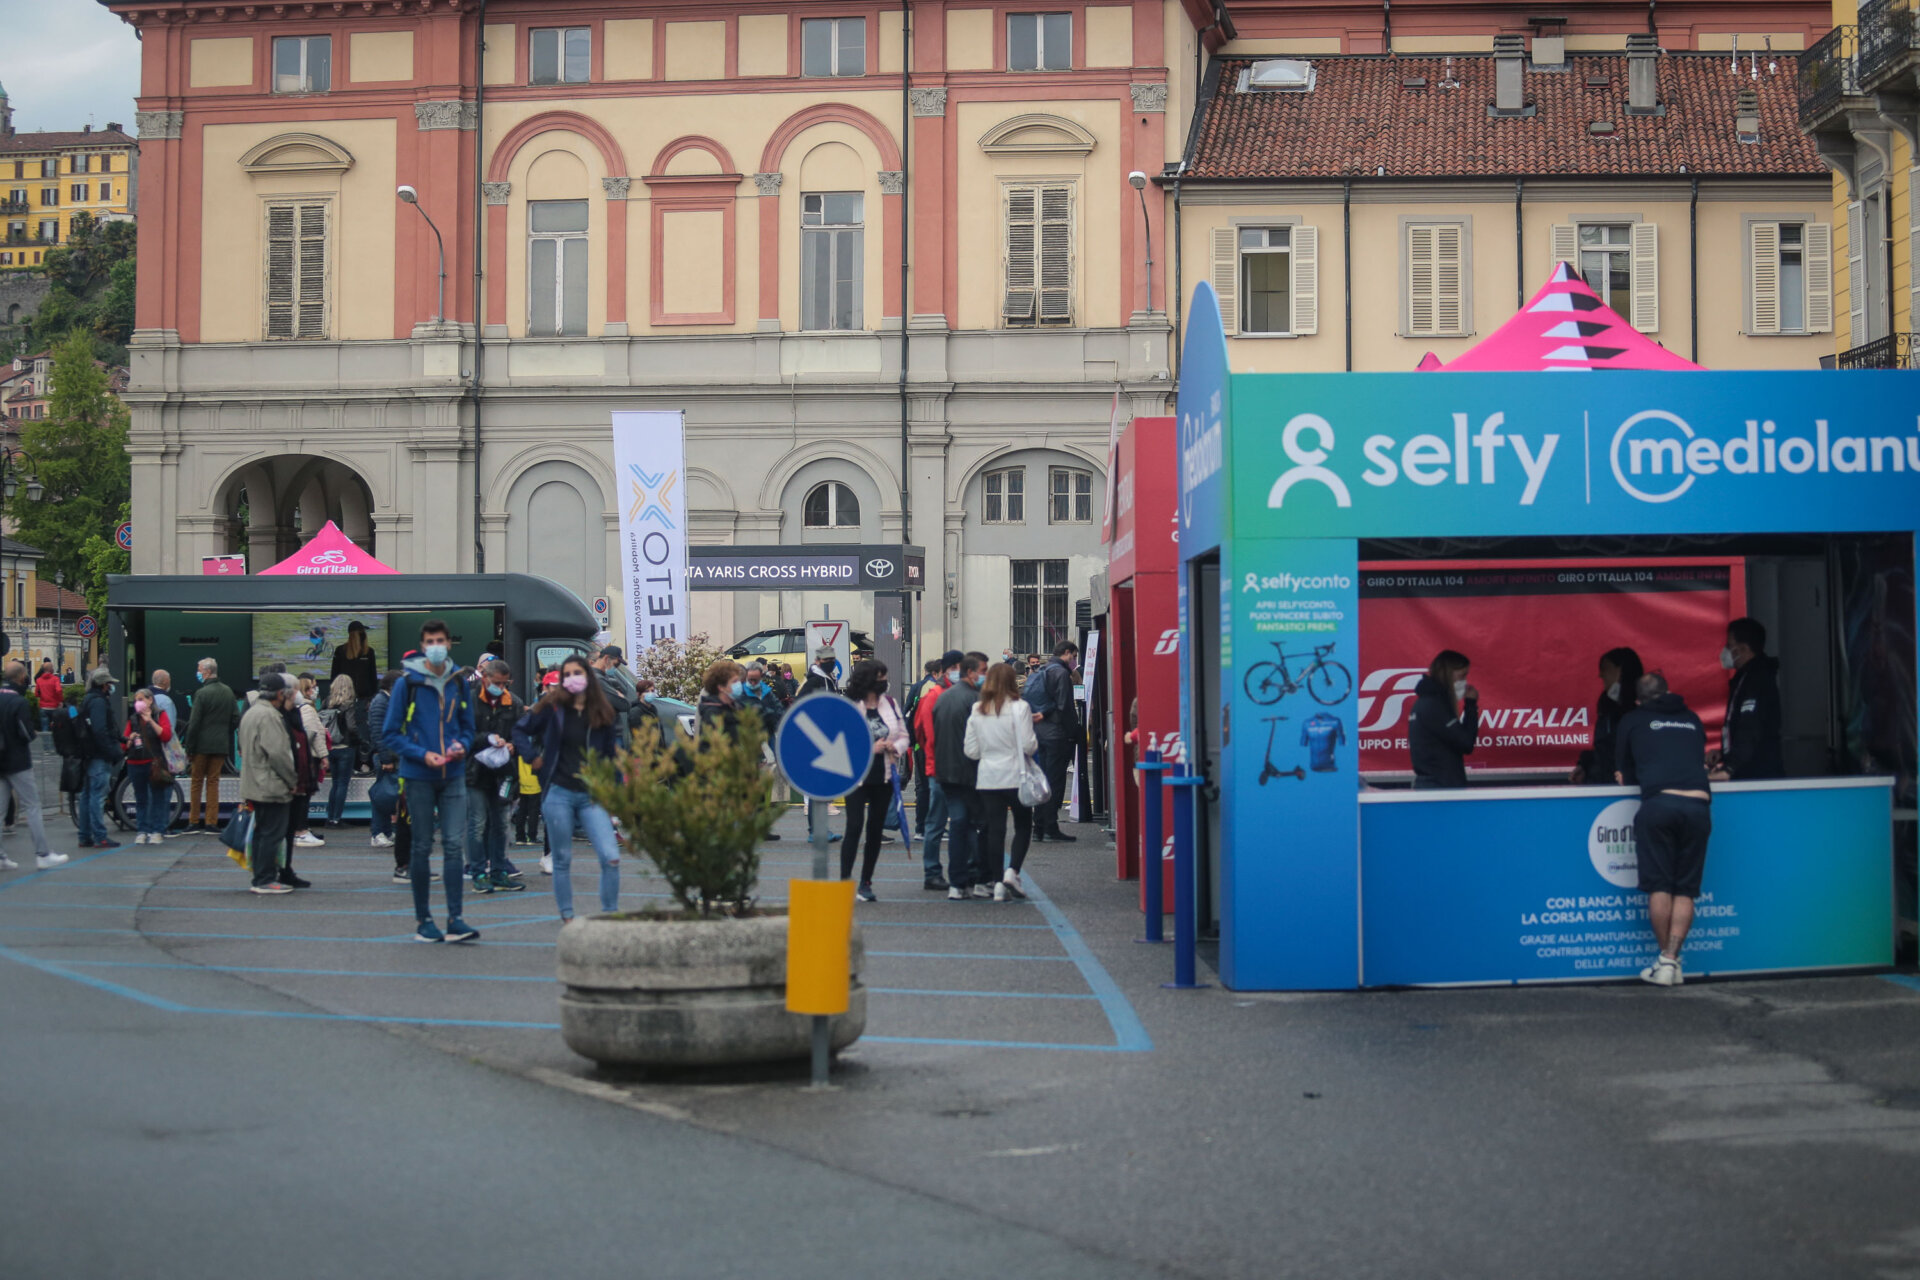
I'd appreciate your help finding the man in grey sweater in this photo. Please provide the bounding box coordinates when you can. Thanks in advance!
[238,673,298,895]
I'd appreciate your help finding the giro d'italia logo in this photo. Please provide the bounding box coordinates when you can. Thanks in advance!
[627,465,679,529]
[1587,798,1641,888]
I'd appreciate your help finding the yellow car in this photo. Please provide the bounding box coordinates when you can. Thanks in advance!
[725,627,876,677]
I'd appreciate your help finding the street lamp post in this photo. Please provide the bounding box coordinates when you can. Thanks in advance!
[53,569,64,679]
[396,184,447,325]
[1128,170,1155,315]
[0,446,43,661]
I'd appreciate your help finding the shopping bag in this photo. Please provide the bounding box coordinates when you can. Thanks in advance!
[368,771,399,811]
[221,806,254,870]
[1017,753,1051,809]
[889,770,914,861]
[59,753,84,794]
[161,736,188,775]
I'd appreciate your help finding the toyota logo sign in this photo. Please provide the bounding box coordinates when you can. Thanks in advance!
[865,559,896,578]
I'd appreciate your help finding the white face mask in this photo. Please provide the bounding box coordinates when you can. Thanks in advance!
[1605,681,1621,702]
[423,643,450,666]
[945,668,960,684]
[1452,679,1469,702]
[1718,647,1737,671]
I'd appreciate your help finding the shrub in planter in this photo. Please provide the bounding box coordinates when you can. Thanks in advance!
[560,713,865,1067]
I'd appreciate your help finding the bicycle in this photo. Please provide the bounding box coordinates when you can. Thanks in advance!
[109,762,186,832]
[1243,640,1353,707]
[1258,716,1307,785]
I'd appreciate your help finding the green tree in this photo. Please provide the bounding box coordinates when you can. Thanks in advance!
[80,500,132,622]
[27,215,137,356]
[13,333,132,599]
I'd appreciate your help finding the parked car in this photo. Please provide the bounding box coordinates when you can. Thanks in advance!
[725,628,875,675]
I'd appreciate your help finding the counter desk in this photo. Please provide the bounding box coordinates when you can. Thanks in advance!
[1356,777,1894,987]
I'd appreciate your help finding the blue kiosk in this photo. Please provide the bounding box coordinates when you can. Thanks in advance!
[1175,282,1915,991]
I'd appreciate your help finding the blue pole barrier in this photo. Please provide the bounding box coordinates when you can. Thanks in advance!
[1165,765,1209,989]
[1135,750,1167,944]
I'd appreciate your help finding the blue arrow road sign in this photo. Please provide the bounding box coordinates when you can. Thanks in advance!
[775,692,870,802]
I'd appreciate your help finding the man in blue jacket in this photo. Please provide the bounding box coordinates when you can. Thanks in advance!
[383,620,479,943]
[77,668,124,850]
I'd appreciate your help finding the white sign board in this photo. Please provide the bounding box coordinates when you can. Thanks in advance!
[611,411,690,650]
[804,619,852,680]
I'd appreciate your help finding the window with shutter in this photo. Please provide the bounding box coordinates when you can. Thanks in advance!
[1629,222,1658,333]
[264,200,328,340]
[1005,184,1074,326]
[1847,201,1866,347]
[1750,221,1780,335]
[1549,223,1577,273]
[1407,224,1436,335]
[1434,224,1463,333]
[1291,224,1319,335]
[1210,226,1239,336]
[1805,222,1833,334]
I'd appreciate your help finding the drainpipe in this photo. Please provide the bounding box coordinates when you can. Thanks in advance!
[1343,177,1353,371]
[1382,0,1392,52]
[1171,167,1184,376]
[899,0,912,647]
[1514,176,1524,309]
[470,0,488,573]
[1689,175,1699,363]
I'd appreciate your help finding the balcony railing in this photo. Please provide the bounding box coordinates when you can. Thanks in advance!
[0,200,26,216]
[1799,24,1862,124]
[1859,0,1919,85]
[1835,332,1916,369]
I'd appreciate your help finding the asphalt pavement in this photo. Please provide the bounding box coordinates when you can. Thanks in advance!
[4,796,1920,1279]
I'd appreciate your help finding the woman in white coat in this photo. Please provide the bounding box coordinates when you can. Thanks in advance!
[964,663,1039,901]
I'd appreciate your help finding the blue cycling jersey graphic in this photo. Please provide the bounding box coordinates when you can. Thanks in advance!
[1301,713,1345,772]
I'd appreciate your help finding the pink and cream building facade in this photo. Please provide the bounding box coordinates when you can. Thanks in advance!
[108,0,1194,655]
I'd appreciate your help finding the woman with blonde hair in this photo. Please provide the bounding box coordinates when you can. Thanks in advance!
[320,673,363,828]
[964,662,1039,900]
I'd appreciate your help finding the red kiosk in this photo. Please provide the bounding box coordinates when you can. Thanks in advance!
[1105,415,1180,902]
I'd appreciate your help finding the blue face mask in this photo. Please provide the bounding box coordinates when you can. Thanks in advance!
[195,671,205,683]
[728,680,746,699]
[423,644,450,666]
[641,691,656,705]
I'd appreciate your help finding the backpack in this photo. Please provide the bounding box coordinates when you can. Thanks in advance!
[316,705,342,747]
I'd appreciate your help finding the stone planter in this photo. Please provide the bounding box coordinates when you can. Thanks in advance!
[556,912,866,1068]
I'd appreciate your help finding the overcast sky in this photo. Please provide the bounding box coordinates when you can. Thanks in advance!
[3,3,143,134]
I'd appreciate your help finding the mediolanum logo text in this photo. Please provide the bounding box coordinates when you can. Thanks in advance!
[1610,411,1920,504]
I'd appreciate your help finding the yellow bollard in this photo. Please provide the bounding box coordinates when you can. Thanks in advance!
[786,878,855,1015]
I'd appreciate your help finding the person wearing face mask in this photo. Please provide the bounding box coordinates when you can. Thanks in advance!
[1407,649,1479,789]
[466,659,527,895]
[965,662,1040,901]
[697,659,748,738]
[183,658,238,833]
[1570,647,1644,785]
[121,685,176,844]
[932,653,990,899]
[838,660,908,902]
[1025,640,1083,842]
[515,656,623,922]
[383,620,480,943]
[737,662,783,735]
[802,647,842,696]
[238,673,300,895]
[1710,616,1784,782]
[912,650,965,892]
[590,645,637,749]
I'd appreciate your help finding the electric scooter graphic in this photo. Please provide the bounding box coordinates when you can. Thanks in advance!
[1258,716,1307,785]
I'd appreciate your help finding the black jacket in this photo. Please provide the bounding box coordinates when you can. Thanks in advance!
[1617,693,1712,796]
[1722,655,1784,780]
[932,680,980,787]
[1406,675,1477,788]
[81,689,125,764]
[1576,690,1635,781]
[330,646,380,702]
[1028,658,1081,743]
[467,689,521,788]
[0,684,36,775]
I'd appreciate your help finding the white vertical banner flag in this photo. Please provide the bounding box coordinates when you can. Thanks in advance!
[611,410,690,649]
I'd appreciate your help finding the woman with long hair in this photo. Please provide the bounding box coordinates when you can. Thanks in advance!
[1407,649,1479,789]
[512,654,621,922]
[964,662,1039,900]
[838,660,908,902]
[288,675,328,849]
[320,673,362,828]
[330,620,379,703]
[121,685,175,844]
[1572,646,1644,784]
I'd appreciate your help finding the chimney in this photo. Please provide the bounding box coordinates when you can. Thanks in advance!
[1627,33,1660,114]
[105,122,121,134]
[1494,33,1526,114]
[82,124,91,134]
[1531,35,1565,67]
[1735,87,1760,143]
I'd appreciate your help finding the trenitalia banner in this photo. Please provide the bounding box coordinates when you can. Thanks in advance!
[1355,559,1743,775]
[611,410,689,649]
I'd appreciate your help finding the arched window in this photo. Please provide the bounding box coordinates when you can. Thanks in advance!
[803,481,859,529]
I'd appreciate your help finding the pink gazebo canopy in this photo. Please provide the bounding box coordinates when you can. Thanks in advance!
[258,521,397,576]
[1432,263,1703,372]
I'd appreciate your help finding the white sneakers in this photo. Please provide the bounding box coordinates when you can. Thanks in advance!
[0,854,15,870]
[947,886,965,901]
[36,852,70,869]
[371,833,394,848]
[1001,868,1027,900]
[294,831,325,848]
[1640,955,1684,987]
[540,854,553,875]
[993,882,1009,902]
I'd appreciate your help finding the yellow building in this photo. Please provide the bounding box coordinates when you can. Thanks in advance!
[1798,2,1915,364]
[0,83,137,270]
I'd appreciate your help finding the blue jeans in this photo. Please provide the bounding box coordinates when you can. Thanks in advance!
[127,766,170,835]
[543,782,619,920]
[922,778,950,880]
[406,774,467,922]
[369,769,396,839]
[79,758,113,844]
[466,782,510,879]
[325,747,355,823]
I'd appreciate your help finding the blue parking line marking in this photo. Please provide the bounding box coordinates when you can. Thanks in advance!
[1884,974,1920,993]
[64,959,553,983]
[867,950,1073,962]
[1023,871,1153,1053]
[0,925,559,947]
[862,1035,1135,1053]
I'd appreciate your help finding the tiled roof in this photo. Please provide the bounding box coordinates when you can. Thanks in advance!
[36,580,86,613]
[1186,54,1824,180]
[0,129,133,153]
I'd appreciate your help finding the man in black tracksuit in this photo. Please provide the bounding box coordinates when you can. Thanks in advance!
[932,654,985,899]
[1713,615,1784,781]
[1616,672,1713,988]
